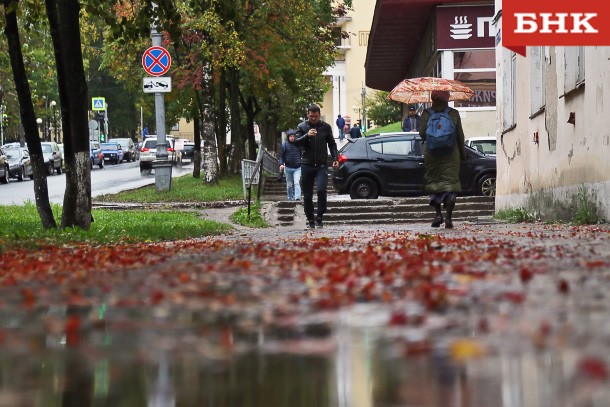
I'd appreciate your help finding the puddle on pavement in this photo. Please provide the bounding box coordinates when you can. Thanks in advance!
[1,300,608,407]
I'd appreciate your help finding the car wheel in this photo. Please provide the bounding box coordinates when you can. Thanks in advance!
[0,166,9,184]
[478,174,496,197]
[90,159,94,169]
[349,177,379,199]
[47,163,54,176]
[17,166,24,182]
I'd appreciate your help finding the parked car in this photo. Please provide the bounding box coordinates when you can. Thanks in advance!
[0,146,9,184]
[465,136,496,157]
[90,141,104,169]
[332,132,496,199]
[41,141,63,175]
[100,142,124,164]
[111,138,137,162]
[139,136,181,173]
[181,141,195,163]
[4,146,33,181]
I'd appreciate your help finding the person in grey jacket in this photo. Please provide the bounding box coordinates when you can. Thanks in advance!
[293,104,339,229]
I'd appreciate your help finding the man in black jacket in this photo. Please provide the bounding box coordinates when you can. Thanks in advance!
[293,104,339,229]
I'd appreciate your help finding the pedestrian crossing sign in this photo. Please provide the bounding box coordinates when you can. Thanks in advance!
[92,97,106,111]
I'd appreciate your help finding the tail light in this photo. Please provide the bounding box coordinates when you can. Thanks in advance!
[140,147,150,153]
[167,147,174,152]
[338,154,348,163]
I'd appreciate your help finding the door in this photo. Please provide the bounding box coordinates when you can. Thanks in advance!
[367,137,425,194]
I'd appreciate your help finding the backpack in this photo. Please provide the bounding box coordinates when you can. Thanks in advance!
[424,107,457,156]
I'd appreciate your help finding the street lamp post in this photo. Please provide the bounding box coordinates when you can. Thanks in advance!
[50,101,57,142]
[36,118,43,139]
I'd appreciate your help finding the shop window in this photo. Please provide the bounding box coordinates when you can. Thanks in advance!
[453,50,496,108]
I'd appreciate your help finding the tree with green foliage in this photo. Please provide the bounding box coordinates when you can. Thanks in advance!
[365,90,402,127]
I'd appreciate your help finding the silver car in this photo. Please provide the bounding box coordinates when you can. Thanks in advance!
[139,136,181,174]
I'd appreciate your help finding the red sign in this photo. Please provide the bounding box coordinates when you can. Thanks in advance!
[142,46,171,76]
[503,0,610,56]
[436,5,495,50]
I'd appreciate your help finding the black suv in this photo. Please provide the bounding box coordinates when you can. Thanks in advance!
[332,132,496,199]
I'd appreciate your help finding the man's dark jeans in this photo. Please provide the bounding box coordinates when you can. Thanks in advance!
[301,164,328,221]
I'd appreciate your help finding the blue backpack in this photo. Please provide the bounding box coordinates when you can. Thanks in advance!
[424,107,457,156]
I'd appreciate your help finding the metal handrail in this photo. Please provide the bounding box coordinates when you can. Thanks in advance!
[242,146,279,218]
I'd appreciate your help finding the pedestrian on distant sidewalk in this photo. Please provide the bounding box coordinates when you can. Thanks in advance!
[293,104,339,229]
[278,130,302,201]
[336,115,346,141]
[402,105,421,132]
[419,90,466,229]
[348,123,362,139]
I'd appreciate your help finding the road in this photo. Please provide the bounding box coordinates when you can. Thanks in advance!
[0,160,194,205]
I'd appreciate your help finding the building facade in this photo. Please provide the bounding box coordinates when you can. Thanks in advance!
[320,0,376,137]
[494,0,610,220]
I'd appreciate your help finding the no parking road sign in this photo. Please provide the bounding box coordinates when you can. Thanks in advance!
[142,46,171,77]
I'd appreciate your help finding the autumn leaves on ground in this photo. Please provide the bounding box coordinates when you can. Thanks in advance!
[1,222,609,392]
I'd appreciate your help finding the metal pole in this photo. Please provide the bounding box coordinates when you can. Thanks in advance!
[151,5,172,191]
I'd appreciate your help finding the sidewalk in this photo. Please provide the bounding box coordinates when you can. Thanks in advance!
[2,219,609,405]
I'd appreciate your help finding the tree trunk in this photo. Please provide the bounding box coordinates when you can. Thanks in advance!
[3,0,56,228]
[228,67,244,171]
[202,120,218,184]
[47,0,92,229]
[192,108,201,178]
[216,70,228,177]
[239,94,260,156]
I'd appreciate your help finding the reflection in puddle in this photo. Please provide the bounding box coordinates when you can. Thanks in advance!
[0,301,608,407]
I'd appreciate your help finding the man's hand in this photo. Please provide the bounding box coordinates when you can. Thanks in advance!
[279,164,285,171]
[308,129,317,137]
[332,160,339,168]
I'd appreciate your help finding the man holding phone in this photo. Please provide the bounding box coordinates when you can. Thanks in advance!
[293,104,339,229]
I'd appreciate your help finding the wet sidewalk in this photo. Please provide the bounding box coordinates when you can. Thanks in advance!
[1,221,609,406]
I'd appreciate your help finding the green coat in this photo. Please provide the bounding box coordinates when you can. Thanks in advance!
[418,104,466,193]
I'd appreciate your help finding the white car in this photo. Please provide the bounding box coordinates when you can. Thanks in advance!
[465,136,496,157]
[139,136,181,174]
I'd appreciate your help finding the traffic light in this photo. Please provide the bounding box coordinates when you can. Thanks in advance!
[99,133,106,142]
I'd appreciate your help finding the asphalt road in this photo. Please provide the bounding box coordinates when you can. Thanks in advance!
[0,159,194,205]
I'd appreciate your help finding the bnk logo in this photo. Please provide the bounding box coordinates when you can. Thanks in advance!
[503,0,610,56]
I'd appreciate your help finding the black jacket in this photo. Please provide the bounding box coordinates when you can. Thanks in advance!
[293,120,338,166]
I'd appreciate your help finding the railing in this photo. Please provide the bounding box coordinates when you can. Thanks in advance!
[241,147,279,218]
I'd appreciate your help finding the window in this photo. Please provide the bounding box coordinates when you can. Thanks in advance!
[502,49,516,131]
[453,50,496,108]
[564,47,585,93]
[530,47,546,115]
[369,139,413,155]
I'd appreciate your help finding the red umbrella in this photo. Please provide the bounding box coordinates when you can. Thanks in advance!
[388,77,475,104]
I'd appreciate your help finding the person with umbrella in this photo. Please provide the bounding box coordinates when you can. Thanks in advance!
[388,77,473,229]
[419,90,466,229]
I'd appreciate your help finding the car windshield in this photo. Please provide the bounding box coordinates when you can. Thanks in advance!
[144,140,157,149]
[4,149,19,159]
[41,144,53,153]
[101,143,119,150]
[114,140,130,148]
